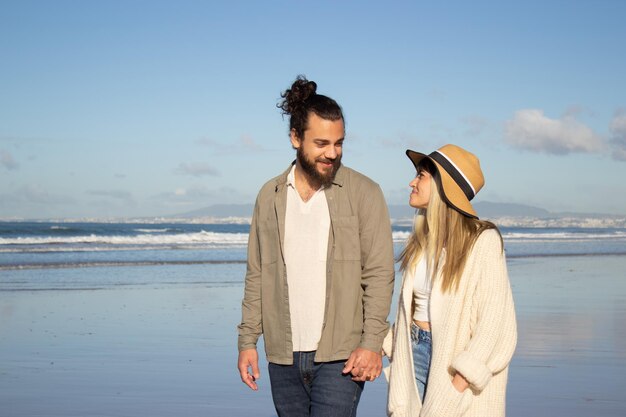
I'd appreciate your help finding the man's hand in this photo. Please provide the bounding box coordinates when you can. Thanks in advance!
[238,348,260,390]
[342,347,382,382]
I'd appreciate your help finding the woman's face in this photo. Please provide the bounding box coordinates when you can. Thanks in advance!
[409,169,432,209]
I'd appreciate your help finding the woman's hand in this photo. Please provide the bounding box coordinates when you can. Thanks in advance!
[452,372,469,393]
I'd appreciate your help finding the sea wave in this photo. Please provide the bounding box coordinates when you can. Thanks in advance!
[4,229,617,247]
[0,259,246,271]
[502,231,626,241]
[394,230,626,242]
[2,227,625,256]
[392,231,410,242]
[0,231,249,248]
[133,228,171,233]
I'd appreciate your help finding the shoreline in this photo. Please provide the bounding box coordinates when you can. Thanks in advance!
[1,255,625,416]
[2,251,626,272]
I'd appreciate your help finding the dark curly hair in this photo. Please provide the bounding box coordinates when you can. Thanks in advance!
[277,75,344,140]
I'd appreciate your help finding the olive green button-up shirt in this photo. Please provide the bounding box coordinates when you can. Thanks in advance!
[237,164,395,365]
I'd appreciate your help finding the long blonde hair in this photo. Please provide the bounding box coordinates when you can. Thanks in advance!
[398,170,502,293]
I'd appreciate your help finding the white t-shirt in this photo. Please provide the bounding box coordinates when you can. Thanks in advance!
[284,165,331,351]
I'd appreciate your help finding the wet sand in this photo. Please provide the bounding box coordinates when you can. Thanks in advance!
[506,255,626,417]
[1,255,625,416]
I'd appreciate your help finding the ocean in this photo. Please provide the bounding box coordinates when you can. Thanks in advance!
[2,220,625,293]
[2,220,626,416]
[1,221,626,271]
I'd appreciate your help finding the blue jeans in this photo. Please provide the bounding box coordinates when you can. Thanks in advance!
[268,351,364,417]
[411,323,432,403]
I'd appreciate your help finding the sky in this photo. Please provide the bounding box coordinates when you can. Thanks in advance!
[1,0,625,220]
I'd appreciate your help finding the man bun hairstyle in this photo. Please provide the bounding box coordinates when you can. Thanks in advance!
[278,75,344,140]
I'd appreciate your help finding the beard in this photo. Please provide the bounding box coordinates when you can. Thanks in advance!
[296,147,341,188]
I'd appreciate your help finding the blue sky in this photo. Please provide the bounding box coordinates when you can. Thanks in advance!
[1,0,625,219]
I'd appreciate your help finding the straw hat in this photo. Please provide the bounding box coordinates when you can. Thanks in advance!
[406,144,484,218]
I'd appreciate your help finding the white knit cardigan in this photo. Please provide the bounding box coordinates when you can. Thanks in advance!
[383,229,517,417]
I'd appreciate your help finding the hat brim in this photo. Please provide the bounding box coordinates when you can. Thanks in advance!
[406,150,478,219]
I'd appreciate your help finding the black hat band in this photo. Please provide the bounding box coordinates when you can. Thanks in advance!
[429,151,476,201]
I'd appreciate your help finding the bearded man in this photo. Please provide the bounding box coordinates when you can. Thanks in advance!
[237,76,395,417]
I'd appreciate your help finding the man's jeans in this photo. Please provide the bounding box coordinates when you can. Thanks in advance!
[268,351,364,417]
[411,322,432,404]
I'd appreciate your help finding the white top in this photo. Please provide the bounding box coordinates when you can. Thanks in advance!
[411,256,432,323]
[284,165,331,352]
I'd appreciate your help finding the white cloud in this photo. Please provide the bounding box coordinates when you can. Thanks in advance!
[195,137,220,147]
[379,132,424,149]
[151,186,249,207]
[240,134,266,151]
[505,109,604,155]
[174,162,220,177]
[86,190,134,202]
[196,135,267,153]
[610,109,626,161]
[0,186,74,219]
[1,149,18,170]
[151,186,214,204]
[0,185,73,205]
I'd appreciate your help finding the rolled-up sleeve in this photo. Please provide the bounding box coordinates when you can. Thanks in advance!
[358,183,396,352]
[237,198,263,351]
[450,231,518,391]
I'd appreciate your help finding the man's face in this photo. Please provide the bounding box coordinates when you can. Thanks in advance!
[291,112,344,188]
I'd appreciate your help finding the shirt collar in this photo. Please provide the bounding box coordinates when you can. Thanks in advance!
[286,164,296,188]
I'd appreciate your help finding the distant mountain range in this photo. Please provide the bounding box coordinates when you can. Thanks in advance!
[170,201,626,227]
[175,204,255,219]
[13,201,623,227]
[387,202,553,221]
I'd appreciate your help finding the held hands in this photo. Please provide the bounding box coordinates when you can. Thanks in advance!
[238,346,384,388]
[342,347,382,382]
[237,348,260,390]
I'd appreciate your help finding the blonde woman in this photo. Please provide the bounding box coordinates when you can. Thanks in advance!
[383,145,517,417]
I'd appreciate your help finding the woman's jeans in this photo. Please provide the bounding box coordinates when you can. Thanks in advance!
[411,323,432,403]
[268,351,364,417]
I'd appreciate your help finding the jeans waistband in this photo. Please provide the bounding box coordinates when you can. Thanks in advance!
[411,322,432,343]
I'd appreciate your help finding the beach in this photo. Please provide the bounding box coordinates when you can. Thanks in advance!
[1,253,625,416]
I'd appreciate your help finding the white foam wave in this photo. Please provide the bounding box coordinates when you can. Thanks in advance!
[502,231,626,241]
[2,229,624,252]
[393,230,626,243]
[392,231,411,242]
[0,231,249,247]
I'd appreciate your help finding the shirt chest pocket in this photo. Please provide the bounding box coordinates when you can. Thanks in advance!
[258,219,279,264]
[332,215,361,261]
